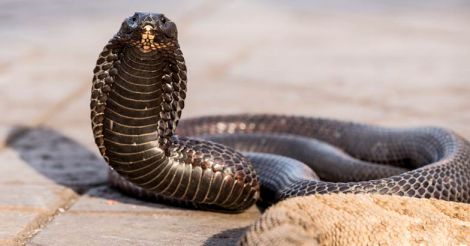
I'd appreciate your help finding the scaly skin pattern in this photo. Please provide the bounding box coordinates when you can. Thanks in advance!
[92,13,258,211]
[91,12,470,212]
[178,115,470,204]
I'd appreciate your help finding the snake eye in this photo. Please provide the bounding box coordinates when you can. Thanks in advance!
[129,13,139,23]
[160,16,167,23]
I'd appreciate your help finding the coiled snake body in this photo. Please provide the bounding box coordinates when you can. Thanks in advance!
[90,13,470,211]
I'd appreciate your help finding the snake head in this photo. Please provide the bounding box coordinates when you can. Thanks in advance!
[116,12,178,52]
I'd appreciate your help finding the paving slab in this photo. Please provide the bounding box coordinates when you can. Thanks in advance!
[223,1,470,127]
[0,183,76,245]
[0,183,76,238]
[0,211,39,245]
[0,127,100,245]
[30,186,260,246]
[0,145,78,245]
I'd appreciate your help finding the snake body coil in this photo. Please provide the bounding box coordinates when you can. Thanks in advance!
[91,13,470,211]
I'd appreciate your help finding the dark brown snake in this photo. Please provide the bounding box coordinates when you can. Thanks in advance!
[90,12,470,211]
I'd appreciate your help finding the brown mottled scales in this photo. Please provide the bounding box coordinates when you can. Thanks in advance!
[91,12,470,212]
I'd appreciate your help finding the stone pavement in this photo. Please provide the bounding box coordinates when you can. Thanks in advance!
[0,0,469,245]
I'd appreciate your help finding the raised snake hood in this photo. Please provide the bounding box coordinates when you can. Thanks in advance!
[91,12,259,211]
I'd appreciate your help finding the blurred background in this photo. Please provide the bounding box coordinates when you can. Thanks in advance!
[1,0,469,147]
[0,0,469,244]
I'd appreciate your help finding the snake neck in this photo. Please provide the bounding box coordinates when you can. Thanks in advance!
[92,14,259,210]
[102,45,186,163]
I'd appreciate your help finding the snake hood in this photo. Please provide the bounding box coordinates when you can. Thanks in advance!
[115,12,178,52]
[91,12,260,211]
[91,11,188,159]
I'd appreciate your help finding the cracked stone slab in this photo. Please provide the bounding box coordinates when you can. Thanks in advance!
[0,175,76,245]
[0,146,78,245]
[0,148,77,210]
[30,186,260,246]
[0,128,102,245]
[0,185,72,210]
[0,211,38,245]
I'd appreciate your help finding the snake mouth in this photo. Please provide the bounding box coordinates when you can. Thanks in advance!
[141,25,156,50]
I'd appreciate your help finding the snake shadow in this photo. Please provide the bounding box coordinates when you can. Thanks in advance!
[6,126,258,244]
[203,226,249,246]
[5,126,180,210]
[5,125,264,207]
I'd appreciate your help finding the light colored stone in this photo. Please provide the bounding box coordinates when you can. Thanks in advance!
[241,194,470,246]
[30,213,254,246]
[30,186,260,246]
[0,185,68,210]
[0,211,38,245]
[70,186,175,213]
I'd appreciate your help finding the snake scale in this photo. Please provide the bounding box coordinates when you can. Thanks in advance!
[90,12,470,211]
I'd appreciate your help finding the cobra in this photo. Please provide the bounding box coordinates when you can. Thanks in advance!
[90,12,470,211]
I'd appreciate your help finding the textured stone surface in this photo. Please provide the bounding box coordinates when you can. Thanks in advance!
[30,186,259,246]
[0,147,78,245]
[0,0,469,245]
[0,211,38,245]
[241,194,470,246]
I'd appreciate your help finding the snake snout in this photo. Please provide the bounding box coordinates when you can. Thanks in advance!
[141,24,156,43]
[139,13,166,30]
[140,22,156,31]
